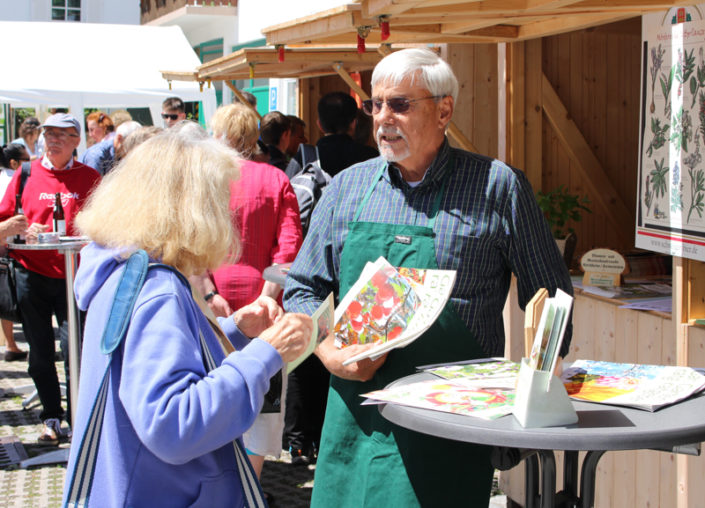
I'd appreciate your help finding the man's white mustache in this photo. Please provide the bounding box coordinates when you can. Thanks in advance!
[376,126,407,143]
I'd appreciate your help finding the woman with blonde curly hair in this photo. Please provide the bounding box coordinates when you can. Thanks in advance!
[63,127,311,507]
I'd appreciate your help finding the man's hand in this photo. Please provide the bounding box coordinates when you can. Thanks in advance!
[208,294,232,318]
[25,222,48,243]
[233,295,284,338]
[0,215,28,238]
[315,334,387,382]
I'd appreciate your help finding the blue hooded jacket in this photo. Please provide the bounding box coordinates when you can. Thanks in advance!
[64,242,282,507]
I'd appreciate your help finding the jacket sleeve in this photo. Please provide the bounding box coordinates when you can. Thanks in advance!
[118,290,283,465]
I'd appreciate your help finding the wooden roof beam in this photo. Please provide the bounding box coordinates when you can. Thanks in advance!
[517,12,635,39]
[364,0,583,17]
[264,5,378,46]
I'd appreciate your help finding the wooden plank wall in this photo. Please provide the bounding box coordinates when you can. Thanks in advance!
[446,44,499,158]
[541,18,642,256]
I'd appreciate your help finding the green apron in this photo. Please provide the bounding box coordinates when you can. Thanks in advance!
[311,161,494,508]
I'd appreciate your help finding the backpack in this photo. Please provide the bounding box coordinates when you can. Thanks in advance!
[290,145,331,235]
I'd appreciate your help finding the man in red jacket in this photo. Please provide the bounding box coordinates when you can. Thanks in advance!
[0,113,100,445]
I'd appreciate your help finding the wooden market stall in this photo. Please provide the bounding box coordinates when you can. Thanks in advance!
[261,2,705,507]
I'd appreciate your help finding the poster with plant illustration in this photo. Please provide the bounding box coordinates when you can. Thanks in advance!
[637,7,705,262]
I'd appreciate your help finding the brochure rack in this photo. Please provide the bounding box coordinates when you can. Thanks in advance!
[513,358,577,428]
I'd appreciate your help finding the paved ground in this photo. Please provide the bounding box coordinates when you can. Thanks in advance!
[0,327,506,508]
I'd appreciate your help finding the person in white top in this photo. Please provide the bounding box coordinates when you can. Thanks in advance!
[0,143,29,361]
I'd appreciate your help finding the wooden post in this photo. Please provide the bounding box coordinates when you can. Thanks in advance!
[223,81,262,120]
[506,41,525,170]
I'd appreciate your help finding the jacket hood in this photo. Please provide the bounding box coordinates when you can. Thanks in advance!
[74,242,127,311]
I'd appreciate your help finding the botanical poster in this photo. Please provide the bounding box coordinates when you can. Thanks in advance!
[637,6,705,261]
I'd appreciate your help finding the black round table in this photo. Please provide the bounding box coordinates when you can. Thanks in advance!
[379,372,705,508]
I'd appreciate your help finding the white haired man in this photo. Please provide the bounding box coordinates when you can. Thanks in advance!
[283,48,573,507]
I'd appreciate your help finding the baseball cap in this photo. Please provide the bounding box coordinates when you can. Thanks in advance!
[42,113,81,136]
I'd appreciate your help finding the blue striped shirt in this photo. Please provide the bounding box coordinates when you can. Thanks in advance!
[283,139,573,357]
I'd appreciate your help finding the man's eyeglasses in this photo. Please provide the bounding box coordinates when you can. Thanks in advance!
[161,113,179,120]
[43,130,79,140]
[362,95,444,116]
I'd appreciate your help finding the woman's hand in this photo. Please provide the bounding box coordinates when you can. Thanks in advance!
[208,294,232,318]
[0,215,28,238]
[258,313,312,363]
[233,296,284,338]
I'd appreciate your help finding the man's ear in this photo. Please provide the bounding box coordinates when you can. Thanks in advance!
[438,95,454,130]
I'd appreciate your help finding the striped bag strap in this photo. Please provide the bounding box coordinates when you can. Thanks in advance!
[64,250,149,507]
[65,253,267,508]
[198,331,268,508]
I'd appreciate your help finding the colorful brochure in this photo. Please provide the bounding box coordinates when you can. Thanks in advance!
[528,288,573,373]
[336,257,456,365]
[286,293,334,374]
[361,379,515,420]
[560,359,705,411]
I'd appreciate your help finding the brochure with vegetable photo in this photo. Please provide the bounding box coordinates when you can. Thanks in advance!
[334,257,456,365]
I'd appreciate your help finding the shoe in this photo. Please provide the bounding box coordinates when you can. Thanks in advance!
[4,350,27,362]
[289,447,310,466]
[38,418,62,446]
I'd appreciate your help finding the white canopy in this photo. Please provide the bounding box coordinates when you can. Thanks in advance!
[0,21,216,150]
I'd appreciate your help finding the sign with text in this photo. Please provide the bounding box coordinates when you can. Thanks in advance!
[581,249,626,287]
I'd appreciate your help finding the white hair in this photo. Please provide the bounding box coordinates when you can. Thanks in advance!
[371,48,459,104]
[116,120,141,139]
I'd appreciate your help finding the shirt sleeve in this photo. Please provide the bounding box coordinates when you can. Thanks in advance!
[282,177,340,316]
[0,170,20,221]
[118,291,282,465]
[504,169,575,356]
[270,178,303,265]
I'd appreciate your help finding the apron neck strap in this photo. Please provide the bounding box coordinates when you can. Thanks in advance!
[353,157,451,228]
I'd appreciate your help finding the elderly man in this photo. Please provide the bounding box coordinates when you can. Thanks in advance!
[0,113,101,445]
[283,48,573,507]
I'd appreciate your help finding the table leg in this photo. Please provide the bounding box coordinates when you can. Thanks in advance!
[64,249,81,426]
[538,450,556,508]
[578,450,605,508]
[525,453,540,508]
[555,450,580,507]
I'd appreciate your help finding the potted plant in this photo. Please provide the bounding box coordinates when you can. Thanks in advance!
[536,185,592,264]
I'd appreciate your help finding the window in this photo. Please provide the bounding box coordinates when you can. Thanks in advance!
[52,0,81,21]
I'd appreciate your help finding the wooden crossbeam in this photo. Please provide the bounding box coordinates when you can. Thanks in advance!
[223,81,262,120]
[541,73,633,240]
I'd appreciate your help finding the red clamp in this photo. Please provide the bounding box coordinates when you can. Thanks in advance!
[380,16,390,41]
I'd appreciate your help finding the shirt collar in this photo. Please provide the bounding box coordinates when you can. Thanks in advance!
[41,154,73,171]
[386,137,452,189]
